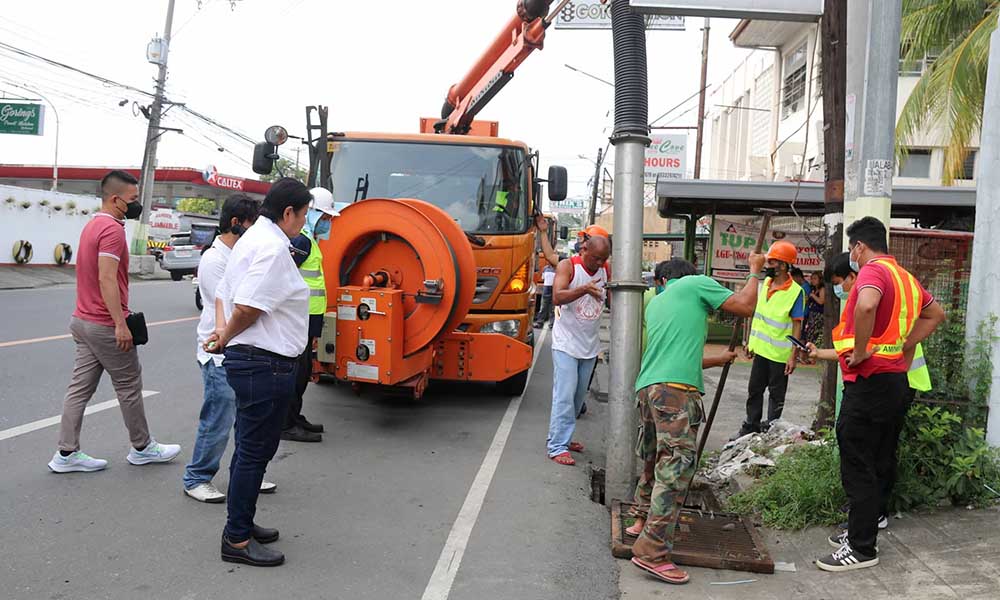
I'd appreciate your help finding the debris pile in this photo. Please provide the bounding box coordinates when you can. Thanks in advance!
[702,419,818,484]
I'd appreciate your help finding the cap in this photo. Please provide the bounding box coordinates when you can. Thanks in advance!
[310,187,339,217]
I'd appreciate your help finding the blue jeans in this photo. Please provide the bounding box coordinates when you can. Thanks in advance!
[183,361,237,490]
[547,349,597,457]
[223,345,297,543]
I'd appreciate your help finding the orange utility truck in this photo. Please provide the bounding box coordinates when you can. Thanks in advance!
[252,0,569,397]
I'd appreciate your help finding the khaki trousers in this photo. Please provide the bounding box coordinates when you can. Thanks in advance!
[58,317,150,452]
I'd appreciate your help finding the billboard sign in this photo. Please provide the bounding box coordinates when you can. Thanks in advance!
[644,133,687,183]
[555,1,685,29]
[710,218,825,282]
[630,0,822,21]
[0,102,45,136]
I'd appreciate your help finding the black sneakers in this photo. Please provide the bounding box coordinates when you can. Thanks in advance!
[816,542,879,572]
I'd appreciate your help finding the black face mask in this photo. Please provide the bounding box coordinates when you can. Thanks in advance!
[231,224,245,236]
[764,266,778,279]
[124,201,143,220]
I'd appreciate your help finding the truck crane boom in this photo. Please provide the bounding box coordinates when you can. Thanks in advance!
[435,0,570,134]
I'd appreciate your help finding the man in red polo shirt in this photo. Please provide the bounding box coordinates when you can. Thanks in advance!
[48,170,180,473]
[815,217,945,572]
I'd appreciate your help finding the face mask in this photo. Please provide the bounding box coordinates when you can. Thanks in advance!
[849,245,861,272]
[231,223,246,236]
[655,284,665,294]
[123,200,142,220]
[834,283,849,301]
[764,266,777,279]
[313,217,331,240]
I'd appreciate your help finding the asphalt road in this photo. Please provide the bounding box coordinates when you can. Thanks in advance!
[0,279,618,600]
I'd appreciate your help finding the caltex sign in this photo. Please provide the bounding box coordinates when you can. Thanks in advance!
[0,102,45,136]
[201,165,245,191]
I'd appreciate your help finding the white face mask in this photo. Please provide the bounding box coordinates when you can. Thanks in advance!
[849,244,862,272]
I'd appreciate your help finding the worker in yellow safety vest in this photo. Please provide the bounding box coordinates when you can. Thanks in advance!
[732,239,807,439]
[282,187,339,443]
[807,249,932,530]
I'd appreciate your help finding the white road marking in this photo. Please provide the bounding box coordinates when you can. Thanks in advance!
[421,327,549,600]
[0,390,159,442]
[0,316,199,348]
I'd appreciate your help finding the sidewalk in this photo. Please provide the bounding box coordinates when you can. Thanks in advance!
[597,338,1000,599]
[0,260,171,290]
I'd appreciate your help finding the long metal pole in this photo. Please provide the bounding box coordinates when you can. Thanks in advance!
[587,147,603,225]
[966,27,1000,446]
[693,17,710,179]
[133,0,176,255]
[31,89,60,191]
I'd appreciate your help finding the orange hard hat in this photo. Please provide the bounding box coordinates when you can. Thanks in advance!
[766,240,798,265]
[580,224,610,239]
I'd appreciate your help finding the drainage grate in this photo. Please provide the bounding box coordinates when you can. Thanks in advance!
[611,499,774,574]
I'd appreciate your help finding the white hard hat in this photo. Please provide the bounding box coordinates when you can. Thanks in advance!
[310,187,339,217]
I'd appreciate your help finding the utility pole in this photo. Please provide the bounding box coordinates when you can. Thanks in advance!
[966,27,1000,446]
[813,0,847,430]
[132,0,176,256]
[587,147,604,225]
[693,17,710,179]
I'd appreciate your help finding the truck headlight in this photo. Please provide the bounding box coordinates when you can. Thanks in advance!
[480,319,520,337]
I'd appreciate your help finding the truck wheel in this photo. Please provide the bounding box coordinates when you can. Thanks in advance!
[195,288,203,311]
[171,271,184,281]
[497,368,529,396]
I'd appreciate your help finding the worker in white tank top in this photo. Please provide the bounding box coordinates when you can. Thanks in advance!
[547,235,611,466]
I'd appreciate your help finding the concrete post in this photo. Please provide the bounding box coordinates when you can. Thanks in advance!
[965,28,1000,447]
[844,0,900,243]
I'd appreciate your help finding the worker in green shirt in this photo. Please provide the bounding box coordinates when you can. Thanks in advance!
[628,253,765,585]
[641,261,670,353]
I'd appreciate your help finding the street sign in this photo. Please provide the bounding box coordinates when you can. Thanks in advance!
[0,102,44,136]
[630,0,823,22]
[644,133,687,183]
[710,218,825,282]
[554,1,685,30]
[550,198,588,214]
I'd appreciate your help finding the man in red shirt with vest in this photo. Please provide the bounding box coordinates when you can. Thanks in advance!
[814,217,945,572]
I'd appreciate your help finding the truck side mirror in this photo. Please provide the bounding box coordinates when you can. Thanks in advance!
[252,142,276,176]
[559,226,569,240]
[547,166,567,202]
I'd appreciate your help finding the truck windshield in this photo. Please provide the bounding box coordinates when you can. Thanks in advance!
[328,140,528,234]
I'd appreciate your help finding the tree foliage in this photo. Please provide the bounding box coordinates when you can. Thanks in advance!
[177,197,217,215]
[260,158,307,184]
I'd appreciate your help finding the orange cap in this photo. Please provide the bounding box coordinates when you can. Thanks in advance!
[766,240,798,265]
[580,224,609,239]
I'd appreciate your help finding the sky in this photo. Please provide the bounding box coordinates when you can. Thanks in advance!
[0,0,752,200]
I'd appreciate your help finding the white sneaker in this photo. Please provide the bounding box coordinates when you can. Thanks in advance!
[48,451,108,473]
[185,482,226,503]
[126,439,181,465]
[260,480,278,494]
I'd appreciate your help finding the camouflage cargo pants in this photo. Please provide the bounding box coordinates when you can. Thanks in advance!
[630,382,703,563]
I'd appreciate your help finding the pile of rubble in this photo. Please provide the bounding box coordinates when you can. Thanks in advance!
[702,419,818,484]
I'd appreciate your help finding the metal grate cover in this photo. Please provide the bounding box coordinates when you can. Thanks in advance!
[611,500,774,574]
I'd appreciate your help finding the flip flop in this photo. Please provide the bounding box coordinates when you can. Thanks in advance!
[568,441,585,453]
[550,452,575,466]
[631,557,690,584]
[625,522,644,536]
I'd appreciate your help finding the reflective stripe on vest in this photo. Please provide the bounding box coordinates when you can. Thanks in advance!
[746,277,803,363]
[831,258,921,365]
[299,231,327,315]
[907,343,932,392]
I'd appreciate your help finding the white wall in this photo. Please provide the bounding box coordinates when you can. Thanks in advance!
[0,184,121,266]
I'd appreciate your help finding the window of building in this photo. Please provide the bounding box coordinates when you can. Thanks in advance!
[898,149,932,178]
[781,42,808,120]
[898,53,939,76]
[961,150,977,180]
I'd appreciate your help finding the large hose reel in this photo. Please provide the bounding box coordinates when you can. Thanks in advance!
[322,198,475,356]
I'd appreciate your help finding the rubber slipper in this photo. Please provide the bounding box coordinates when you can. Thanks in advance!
[568,441,585,453]
[625,522,644,536]
[550,452,575,466]
[631,557,690,584]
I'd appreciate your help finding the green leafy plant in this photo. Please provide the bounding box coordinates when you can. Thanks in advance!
[79,209,90,215]
[52,205,63,212]
[923,312,996,427]
[4,196,15,204]
[176,197,217,215]
[727,432,846,530]
[38,199,50,207]
[65,200,76,210]
[19,201,31,209]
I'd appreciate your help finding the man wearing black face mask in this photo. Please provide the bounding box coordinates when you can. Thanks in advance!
[49,170,181,474]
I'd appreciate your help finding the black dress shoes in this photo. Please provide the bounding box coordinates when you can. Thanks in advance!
[298,415,324,433]
[252,524,279,544]
[221,535,284,567]
[280,425,321,443]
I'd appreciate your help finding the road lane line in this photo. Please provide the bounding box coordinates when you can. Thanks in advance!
[0,390,159,442]
[0,316,198,348]
[421,327,549,600]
